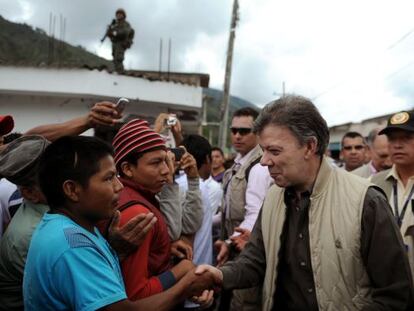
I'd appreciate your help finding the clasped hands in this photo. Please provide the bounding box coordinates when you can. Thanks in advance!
[183,265,223,307]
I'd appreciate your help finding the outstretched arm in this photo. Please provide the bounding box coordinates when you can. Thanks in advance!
[25,101,121,141]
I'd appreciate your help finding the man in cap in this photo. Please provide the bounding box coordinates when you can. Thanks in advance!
[372,110,414,279]
[106,8,135,72]
[111,119,204,301]
[352,128,392,178]
[193,96,413,310]
[0,135,157,310]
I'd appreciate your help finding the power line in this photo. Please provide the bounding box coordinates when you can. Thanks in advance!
[312,24,414,100]
[387,27,414,50]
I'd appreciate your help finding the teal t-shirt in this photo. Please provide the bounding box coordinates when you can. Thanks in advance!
[23,213,127,311]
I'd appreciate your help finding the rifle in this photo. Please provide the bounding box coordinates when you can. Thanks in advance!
[101,19,116,43]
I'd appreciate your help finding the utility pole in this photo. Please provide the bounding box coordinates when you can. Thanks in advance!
[218,0,239,151]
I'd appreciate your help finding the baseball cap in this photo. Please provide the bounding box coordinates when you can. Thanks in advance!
[0,115,14,136]
[0,135,50,186]
[379,111,414,135]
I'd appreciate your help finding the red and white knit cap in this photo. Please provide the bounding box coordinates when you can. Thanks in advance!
[113,119,166,166]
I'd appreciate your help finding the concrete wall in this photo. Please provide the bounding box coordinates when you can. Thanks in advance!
[0,66,203,108]
[0,66,203,135]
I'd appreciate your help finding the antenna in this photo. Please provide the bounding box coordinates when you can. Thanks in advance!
[159,38,163,76]
[167,38,172,79]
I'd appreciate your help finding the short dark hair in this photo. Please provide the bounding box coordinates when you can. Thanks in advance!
[232,107,259,121]
[182,135,212,170]
[38,136,114,209]
[341,131,366,147]
[254,95,329,157]
[211,147,224,157]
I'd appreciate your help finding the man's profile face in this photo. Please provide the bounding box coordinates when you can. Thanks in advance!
[78,155,123,221]
[259,125,310,189]
[211,150,225,170]
[340,137,366,171]
[370,135,392,171]
[230,116,258,156]
[387,130,414,167]
[128,149,170,194]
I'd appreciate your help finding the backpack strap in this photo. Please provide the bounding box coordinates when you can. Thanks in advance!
[245,157,261,183]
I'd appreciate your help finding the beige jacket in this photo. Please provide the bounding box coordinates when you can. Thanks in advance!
[261,158,373,311]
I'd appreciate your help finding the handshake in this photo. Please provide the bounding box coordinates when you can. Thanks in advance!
[181,265,224,307]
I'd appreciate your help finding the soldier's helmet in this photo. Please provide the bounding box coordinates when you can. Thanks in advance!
[116,8,126,19]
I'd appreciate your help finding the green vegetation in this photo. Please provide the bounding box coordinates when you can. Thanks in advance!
[0,15,111,67]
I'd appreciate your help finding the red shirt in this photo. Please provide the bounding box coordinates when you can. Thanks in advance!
[117,178,173,300]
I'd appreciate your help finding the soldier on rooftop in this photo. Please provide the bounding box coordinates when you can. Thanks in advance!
[105,9,134,73]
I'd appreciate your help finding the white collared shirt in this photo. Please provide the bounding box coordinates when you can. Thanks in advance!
[386,165,414,218]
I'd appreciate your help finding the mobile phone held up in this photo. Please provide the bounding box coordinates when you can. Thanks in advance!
[170,148,185,162]
[115,97,129,114]
[164,115,177,127]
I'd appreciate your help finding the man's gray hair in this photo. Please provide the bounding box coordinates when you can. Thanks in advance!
[254,95,330,157]
[366,128,381,147]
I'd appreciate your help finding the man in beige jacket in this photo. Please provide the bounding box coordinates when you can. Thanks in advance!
[194,96,413,311]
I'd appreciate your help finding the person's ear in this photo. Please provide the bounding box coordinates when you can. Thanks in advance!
[304,137,318,159]
[120,161,134,178]
[62,180,81,202]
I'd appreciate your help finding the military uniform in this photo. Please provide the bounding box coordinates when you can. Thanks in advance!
[108,17,134,72]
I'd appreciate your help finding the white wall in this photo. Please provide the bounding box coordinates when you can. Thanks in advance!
[0,66,203,134]
[0,66,202,108]
[0,94,95,134]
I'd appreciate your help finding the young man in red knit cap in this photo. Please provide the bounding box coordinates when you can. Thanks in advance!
[111,119,199,302]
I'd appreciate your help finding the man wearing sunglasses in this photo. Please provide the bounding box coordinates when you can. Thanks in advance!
[216,107,272,311]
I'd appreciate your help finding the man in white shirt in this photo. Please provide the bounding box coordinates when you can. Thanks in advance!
[216,107,272,311]
[175,135,223,310]
[176,135,223,267]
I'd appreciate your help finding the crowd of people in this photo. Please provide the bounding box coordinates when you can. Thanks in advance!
[1,95,414,310]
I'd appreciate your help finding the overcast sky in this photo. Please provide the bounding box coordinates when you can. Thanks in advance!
[1,0,414,126]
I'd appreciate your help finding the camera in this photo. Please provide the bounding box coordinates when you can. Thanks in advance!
[170,148,184,161]
[165,115,177,127]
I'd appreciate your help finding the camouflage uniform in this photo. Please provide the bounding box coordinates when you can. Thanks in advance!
[108,19,133,72]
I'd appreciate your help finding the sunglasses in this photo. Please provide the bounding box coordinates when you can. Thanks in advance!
[230,127,253,136]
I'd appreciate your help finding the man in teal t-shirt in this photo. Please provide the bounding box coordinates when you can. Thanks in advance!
[24,213,127,310]
[23,136,214,311]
